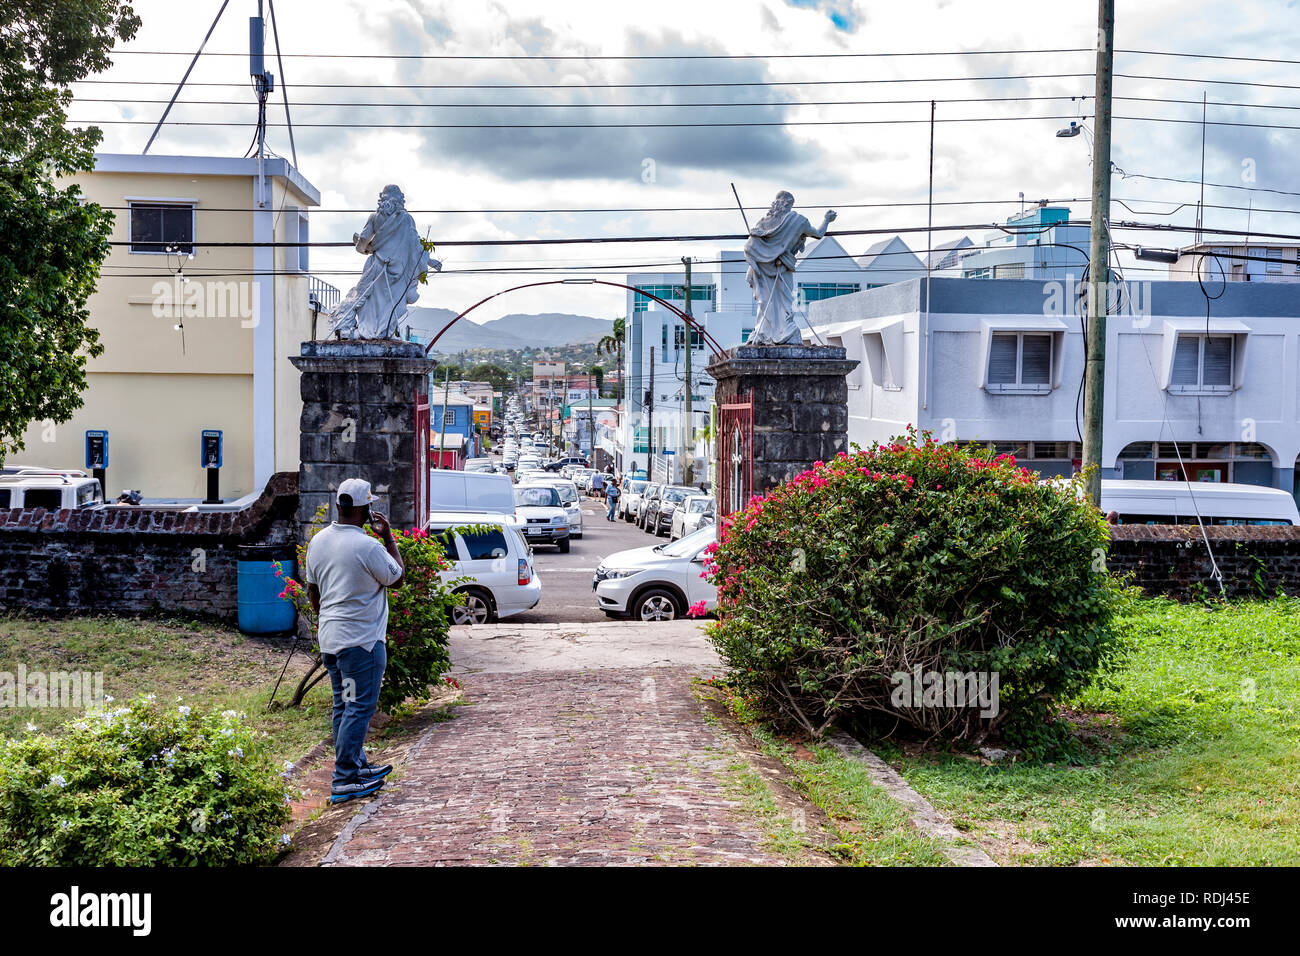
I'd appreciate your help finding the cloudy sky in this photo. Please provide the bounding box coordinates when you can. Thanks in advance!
[75,0,1300,322]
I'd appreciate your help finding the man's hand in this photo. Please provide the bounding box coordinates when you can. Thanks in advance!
[824,209,838,223]
[368,510,393,539]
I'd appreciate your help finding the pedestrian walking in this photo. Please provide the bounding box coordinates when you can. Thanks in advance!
[304,478,405,804]
[605,476,621,521]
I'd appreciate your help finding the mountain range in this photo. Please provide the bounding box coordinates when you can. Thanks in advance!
[406,308,614,353]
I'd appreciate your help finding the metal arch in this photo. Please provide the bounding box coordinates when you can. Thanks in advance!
[423,279,727,358]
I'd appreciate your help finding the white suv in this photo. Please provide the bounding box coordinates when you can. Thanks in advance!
[427,512,541,625]
[593,526,717,621]
[512,485,571,552]
[0,469,104,510]
[519,476,583,539]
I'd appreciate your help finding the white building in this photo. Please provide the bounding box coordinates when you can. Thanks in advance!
[1166,242,1300,284]
[937,205,1089,281]
[806,276,1300,496]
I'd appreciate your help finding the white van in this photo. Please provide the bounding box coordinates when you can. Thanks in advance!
[0,469,104,511]
[1102,479,1300,526]
[429,469,515,516]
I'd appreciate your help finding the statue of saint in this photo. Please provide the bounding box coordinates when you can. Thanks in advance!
[743,191,837,345]
[329,184,440,339]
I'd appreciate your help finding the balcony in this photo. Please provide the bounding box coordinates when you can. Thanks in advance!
[307,275,341,314]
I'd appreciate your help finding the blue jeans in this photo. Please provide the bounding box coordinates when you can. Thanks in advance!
[321,641,387,787]
[607,497,618,519]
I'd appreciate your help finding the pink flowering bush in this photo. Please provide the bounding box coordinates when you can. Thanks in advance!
[704,427,1121,752]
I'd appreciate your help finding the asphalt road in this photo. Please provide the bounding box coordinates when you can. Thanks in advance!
[511,489,665,623]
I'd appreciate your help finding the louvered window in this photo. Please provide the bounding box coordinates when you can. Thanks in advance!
[1171,334,1234,390]
[988,333,1052,390]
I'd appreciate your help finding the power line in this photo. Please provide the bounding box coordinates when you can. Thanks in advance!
[72,72,1095,89]
[103,47,1300,66]
[76,113,1300,131]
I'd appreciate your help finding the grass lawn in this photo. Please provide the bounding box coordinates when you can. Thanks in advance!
[734,596,1300,866]
[0,614,334,764]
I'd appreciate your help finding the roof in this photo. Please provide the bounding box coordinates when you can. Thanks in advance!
[92,153,321,206]
[926,236,976,270]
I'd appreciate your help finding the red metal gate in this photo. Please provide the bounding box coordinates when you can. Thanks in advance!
[413,392,430,531]
[718,389,753,517]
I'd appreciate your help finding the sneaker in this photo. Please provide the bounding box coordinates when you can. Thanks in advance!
[329,778,385,804]
[358,763,394,781]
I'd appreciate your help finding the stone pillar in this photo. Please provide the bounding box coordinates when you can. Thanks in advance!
[289,340,436,540]
[707,344,859,498]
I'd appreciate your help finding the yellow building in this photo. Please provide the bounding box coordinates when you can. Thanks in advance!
[21,153,329,500]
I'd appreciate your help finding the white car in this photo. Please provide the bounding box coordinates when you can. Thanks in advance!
[426,512,541,625]
[513,485,571,552]
[520,476,583,539]
[618,478,649,522]
[593,526,717,621]
[671,495,714,540]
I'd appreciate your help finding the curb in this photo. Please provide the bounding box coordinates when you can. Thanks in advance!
[826,732,997,868]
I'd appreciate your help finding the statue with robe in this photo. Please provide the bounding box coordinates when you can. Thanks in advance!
[329,184,440,340]
[744,191,837,345]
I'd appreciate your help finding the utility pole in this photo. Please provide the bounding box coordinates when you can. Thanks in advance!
[682,257,694,486]
[436,366,451,469]
[586,370,595,466]
[1083,0,1114,508]
[648,345,656,470]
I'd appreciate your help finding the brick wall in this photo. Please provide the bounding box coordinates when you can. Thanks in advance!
[1107,524,1300,598]
[0,473,298,621]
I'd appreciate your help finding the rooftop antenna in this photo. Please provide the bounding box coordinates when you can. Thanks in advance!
[249,4,275,207]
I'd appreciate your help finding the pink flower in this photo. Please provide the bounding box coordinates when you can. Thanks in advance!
[687,601,709,618]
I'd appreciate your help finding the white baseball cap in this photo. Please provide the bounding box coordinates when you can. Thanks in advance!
[336,478,380,508]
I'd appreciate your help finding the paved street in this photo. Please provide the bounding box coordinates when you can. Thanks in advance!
[505,479,670,624]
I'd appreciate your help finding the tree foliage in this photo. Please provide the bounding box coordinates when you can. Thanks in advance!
[0,0,141,456]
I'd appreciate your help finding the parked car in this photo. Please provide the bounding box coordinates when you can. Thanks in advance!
[546,456,590,472]
[519,476,583,539]
[426,512,540,625]
[571,468,596,492]
[644,485,697,537]
[632,482,662,528]
[671,495,715,540]
[617,477,649,521]
[463,457,495,474]
[0,469,104,511]
[593,526,716,621]
[636,482,669,531]
[512,485,571,552]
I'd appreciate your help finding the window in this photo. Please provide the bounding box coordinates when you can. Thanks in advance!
[297,212,309,273]
[459,529,509,561]
[993,262,1025,279]
[1266,248,1283,274]
[443,410,457,425]
[964,266,994,279]
[987,332,1052,391]
[129,202,194,254]
[633,284,716,313]
[1170,335,1233,390]
[796,282,860,306]
[23,489,62,510]
[741,328,753,343]
[0,489,9,508]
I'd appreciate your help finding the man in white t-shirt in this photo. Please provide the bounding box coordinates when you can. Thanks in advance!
[303,478,405,804]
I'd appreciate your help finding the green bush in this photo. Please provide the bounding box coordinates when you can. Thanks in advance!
[705,429,1122,752]
[276,522,462,714]
[0,696,294,865]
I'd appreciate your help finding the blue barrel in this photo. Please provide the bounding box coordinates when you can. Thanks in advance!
[237,544,298,636]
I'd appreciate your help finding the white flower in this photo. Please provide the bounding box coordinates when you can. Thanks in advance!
[221,710,237,720]
[24,722,35,732]
[178,706,191,716]
[145,694,156,702]
[60,820,72,831]
[278,834,292,846]
[49,774,68,788]
[104,695,114,703]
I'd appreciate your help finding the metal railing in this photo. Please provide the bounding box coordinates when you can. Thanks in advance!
[307,274,341,314]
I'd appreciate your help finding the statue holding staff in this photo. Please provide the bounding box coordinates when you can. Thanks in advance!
[743,191,837,346]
